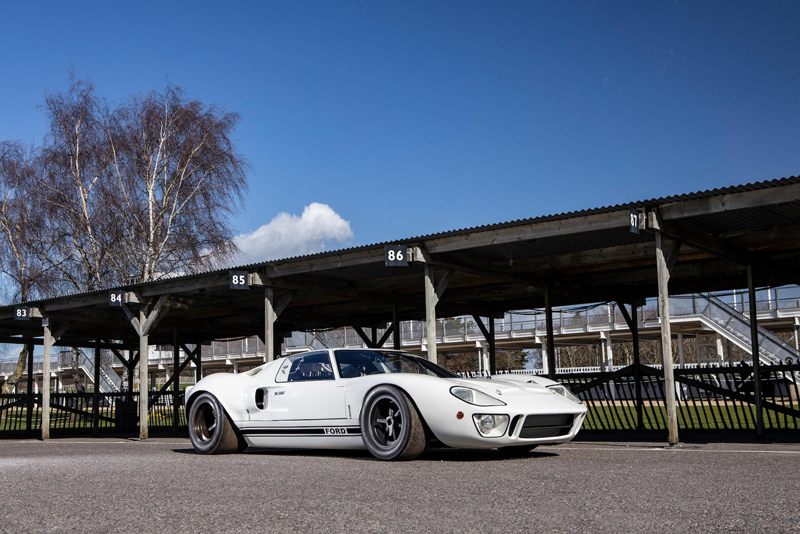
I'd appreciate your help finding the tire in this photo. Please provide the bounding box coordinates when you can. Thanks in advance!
[188,392,247,454]
[360,385,426,461]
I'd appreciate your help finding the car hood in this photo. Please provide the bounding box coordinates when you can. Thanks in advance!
[448,377,552,397]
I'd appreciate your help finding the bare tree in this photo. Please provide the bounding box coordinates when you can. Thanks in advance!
[106,84,247,282]
[39,75,119,291]
[0,75,249,392]
[29,76,248,289]
[0,142,52,393]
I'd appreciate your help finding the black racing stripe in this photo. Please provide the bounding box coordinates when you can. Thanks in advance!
[241,427,361,436]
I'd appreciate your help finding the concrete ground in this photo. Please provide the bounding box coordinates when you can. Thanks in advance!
[0,436,798,533]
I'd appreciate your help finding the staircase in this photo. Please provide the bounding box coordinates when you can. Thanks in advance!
[287,330,346,351]
[691,294,800,371]
[63,350,123,393]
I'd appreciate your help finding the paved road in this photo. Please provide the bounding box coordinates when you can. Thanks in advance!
[1,437,798,533]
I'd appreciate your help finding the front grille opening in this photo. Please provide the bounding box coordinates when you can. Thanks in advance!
[508,415,523,436]
[519,414,574,439]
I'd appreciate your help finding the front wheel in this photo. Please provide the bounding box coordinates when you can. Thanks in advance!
[360,385,426,461]
[188,392,246,454]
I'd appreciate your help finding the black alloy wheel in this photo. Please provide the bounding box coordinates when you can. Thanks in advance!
[360,385,426,461]
[188,392,246,454]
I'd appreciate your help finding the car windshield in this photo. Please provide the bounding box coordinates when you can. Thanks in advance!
[334,350,458,378]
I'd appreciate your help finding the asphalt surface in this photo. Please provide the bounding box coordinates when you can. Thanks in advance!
[1,436,799,533]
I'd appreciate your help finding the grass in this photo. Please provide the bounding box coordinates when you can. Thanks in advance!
[0,406,187,433]
[583,402,800,431]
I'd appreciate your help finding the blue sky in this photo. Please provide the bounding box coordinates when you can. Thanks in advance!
[2,1,800,257]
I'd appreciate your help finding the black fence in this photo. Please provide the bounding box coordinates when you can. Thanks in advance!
[0,390,186,438]
[555,363,800,431]
[4,365,799,438]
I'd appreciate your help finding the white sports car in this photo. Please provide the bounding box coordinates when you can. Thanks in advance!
[186,348,587,460]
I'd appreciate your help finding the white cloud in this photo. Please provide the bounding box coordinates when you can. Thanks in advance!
[234,203,354,263]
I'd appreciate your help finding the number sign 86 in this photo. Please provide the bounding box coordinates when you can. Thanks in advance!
[387,249,404,262]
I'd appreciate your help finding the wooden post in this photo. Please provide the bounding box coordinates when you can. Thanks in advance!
[195,346,203,383]
[42,324,52,440]
[93,337,100,436]
[127,351,135,401]
[489,316,496,374]
[631,303,644,431]
[544,286,556,379]
[139,308,149,440]
[265,287,275,363]
[392,305,400,350]
[26,342,34,437]
[424,264,438,364]
[173,330,179,435]
[747,265,765,437]
[655,231,679,445]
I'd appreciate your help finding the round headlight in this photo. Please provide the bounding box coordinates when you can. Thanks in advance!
[472,414,510,437]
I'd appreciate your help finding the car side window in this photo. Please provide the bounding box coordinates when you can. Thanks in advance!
[275,352,335,383]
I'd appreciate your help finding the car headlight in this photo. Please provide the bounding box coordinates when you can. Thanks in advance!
[547,384,582,404]
[450,386,506,406]
[472,414,510,437]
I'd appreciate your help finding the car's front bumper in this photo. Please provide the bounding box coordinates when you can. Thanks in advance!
[432,409,586,449]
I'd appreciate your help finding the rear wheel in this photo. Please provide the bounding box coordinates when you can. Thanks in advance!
[360,386,426,461]
[189,392,246,454]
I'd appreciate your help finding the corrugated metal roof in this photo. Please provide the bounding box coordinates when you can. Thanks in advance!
[10,175,800,306]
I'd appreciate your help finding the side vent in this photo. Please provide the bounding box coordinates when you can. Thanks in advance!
[255,388,267,410]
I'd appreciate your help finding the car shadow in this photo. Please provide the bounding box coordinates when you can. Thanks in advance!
[172,446,559,462]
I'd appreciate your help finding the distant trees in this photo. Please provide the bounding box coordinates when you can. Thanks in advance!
[0,74,248,391]
[444,349,530,372]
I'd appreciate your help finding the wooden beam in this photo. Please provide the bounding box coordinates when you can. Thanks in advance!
[353,326,374,348]
[172,330,180,435]
[139,307,149,440]
[471,316,496,374]
[274,291,295,318]
[41,322,53,439]
[659,182,800,220]
[376,326,393,348]
[265,288,275,363]
[655,231,679,445]
[263,248,387,278]
[665,239,682,272]
[747,265,765,437]
[141,295,169,336]
[93,337,100,436]
[647,212,799,285]
[392,305,400,350]
[435,269,454,301]
[418,250,548,287]
[121,302,141,336]
[424,264,437,364]
[544,286,556,379]
[423,210,631,254]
